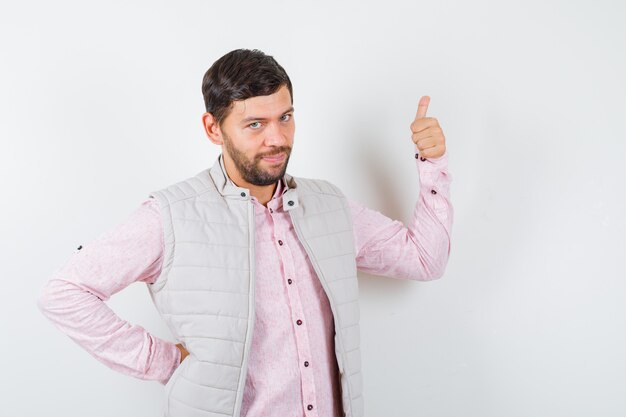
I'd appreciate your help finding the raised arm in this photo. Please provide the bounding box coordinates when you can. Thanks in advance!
[350,96,453,280]
[37,198,180,384]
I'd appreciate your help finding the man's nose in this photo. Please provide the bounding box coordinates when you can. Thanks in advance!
[263,122,288,147]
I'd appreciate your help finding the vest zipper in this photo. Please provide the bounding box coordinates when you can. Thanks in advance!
[233,200,256,417]
[289,213,354,417]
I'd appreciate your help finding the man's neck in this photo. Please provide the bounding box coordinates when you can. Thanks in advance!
[244,181,278,207]
[222,156,278,206]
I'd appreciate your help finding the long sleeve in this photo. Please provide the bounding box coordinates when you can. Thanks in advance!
[37,198,181,385]
[350,151,453,280]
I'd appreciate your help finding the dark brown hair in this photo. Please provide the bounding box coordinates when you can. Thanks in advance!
[201,49,293,126]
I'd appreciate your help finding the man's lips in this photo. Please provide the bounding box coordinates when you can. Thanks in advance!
[261,152,286,163]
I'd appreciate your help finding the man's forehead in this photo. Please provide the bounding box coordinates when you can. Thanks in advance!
[230,86,292,117]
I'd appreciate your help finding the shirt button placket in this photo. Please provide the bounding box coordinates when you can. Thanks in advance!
[274,221,317,416]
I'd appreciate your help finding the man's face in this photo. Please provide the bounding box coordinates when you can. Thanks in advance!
[219,85,295,186]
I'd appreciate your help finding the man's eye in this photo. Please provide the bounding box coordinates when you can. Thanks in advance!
[249,122,261,129]
[281,114,292,122]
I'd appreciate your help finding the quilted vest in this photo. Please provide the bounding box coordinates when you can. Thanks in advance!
[146,155,364,417]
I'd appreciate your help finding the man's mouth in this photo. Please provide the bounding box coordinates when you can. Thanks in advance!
[261,152,286,163]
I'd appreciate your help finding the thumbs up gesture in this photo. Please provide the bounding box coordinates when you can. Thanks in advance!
[410,96,446,159]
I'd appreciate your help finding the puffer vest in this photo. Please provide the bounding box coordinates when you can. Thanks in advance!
[146,155,364,417]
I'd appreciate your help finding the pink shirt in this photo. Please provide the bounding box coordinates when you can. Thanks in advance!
[38,152,453,417]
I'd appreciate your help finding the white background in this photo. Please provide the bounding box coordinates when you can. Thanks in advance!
[1,1,625,416]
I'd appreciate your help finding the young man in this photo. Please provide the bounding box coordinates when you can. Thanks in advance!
[38,48,453,417]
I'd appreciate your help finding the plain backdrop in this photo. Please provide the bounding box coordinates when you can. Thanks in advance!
[1,1,624,416]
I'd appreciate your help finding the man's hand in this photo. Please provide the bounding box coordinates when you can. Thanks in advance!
[176,343,189,363]
[410,96,446,159]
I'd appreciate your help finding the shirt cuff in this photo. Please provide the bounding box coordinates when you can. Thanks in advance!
[415,150,450,187]
[155,341,182,385]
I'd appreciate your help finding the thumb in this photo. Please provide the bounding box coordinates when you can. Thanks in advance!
[415,95,430,120]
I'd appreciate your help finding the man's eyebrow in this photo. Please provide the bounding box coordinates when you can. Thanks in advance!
[240,106,295,124]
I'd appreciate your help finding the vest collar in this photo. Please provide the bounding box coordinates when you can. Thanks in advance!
[208,154,300,211]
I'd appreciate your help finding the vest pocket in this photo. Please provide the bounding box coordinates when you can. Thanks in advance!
[165,354,192,414]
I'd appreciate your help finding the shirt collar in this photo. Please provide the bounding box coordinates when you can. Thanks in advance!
[209,153,300,211]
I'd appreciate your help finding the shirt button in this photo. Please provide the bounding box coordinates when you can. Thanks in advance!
[431,189,437,194]
[287,200,294,206]
[296,319,302,326]
[287,279,293,285]
[278,239,284,246]
[269,208,274,213]
[304,361,309,367]
[77,245,83,250]
[414,153,419,159]
[420,157,427,161]
[240,192,246,197]
[307,405,313,411]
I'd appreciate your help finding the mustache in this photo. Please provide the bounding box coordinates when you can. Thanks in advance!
[257,147,292,159]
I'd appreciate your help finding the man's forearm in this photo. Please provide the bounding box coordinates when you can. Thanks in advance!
[37,198,181,385]
[38,276,180,384]
[351,151,453,280]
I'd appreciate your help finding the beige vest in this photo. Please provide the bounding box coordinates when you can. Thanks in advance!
[147,155,364,417]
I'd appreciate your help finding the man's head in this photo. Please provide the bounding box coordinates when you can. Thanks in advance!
[201,49,295,187]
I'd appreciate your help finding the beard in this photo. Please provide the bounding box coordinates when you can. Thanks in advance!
[222,131,292,186]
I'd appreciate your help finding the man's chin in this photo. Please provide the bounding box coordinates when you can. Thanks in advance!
[265,166,287,181]
[245,166,287,186]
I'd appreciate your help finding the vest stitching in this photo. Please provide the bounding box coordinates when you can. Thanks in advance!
[164,288,249,295]
[175,241,249,248]
[151,192,176,293]
[166,185,215,205]
[335,299,360,308]
[329,273,359,282]
[182,335,245,344]
[168,265,250,272]
[178,374,237,392]
[163,312,249,321]
[170,397,231,416]
[344,345,360,354]
[194,359,243,368]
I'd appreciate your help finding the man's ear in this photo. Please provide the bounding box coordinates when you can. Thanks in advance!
[202,112,223,145]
